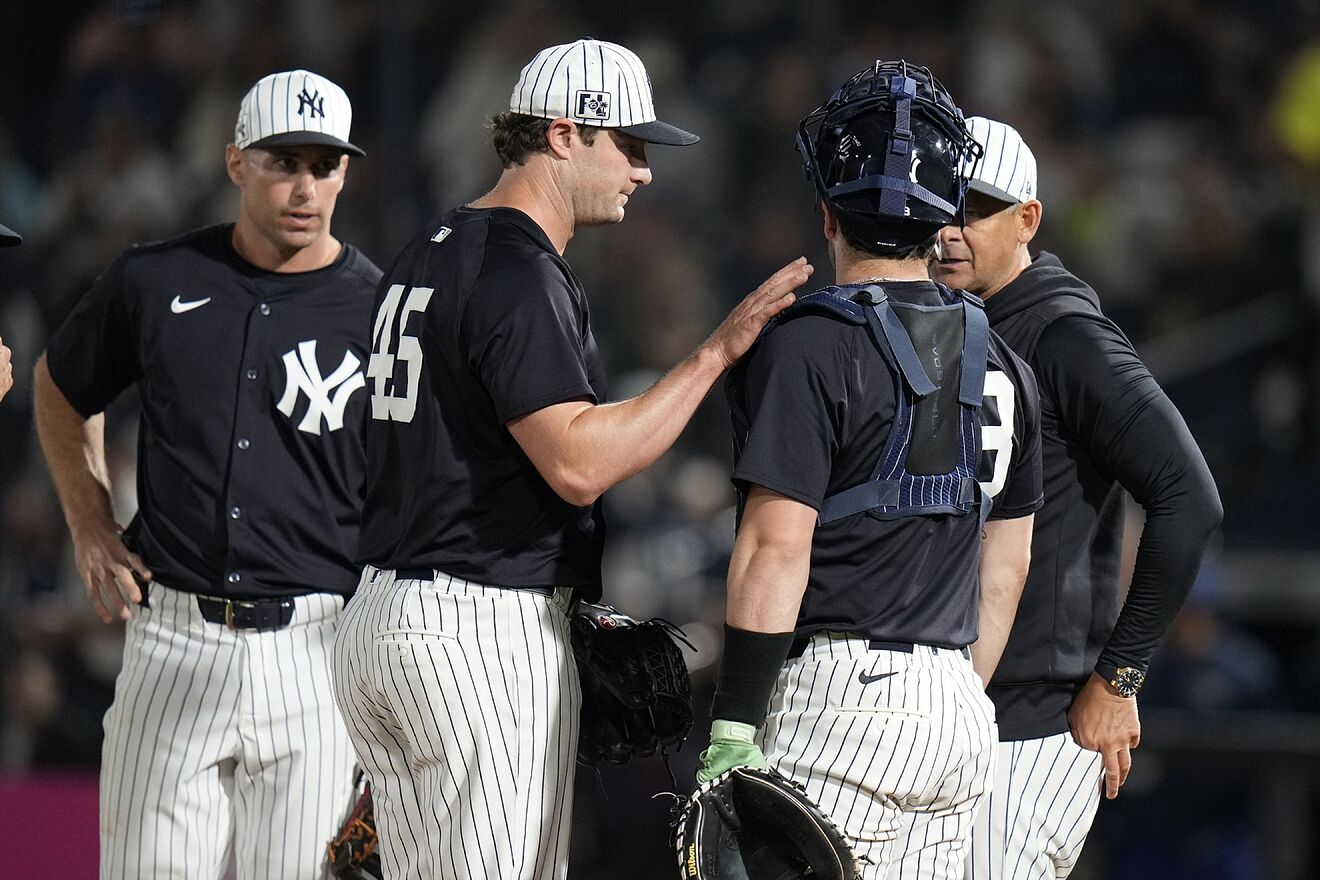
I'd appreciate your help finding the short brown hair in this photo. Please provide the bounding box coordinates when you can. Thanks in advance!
[841,226,938,263]
[489,112,598,168]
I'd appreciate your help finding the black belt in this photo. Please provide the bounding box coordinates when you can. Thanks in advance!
[787,636,970,660]
[196,596,295,630]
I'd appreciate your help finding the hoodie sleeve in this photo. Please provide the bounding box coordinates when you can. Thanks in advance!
[1033,313,1223,675]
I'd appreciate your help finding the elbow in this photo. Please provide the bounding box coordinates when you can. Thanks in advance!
[546,467,604,508]
[1189,473,1225,537]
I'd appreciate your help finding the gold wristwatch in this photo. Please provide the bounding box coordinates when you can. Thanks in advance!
[1096,663,1145,698]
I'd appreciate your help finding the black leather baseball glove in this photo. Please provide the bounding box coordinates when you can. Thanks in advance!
[570,601,695,767]
[674,766,860,880]
[327,769,383,880]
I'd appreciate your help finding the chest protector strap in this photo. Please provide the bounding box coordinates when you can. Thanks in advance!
[810,283,990,525]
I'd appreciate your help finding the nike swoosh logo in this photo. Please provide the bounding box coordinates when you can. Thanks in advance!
[858,671,898,685]
[170,295,211,314]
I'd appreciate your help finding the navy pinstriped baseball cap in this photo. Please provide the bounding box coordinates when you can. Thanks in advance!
[0,221,19,247]
[234,70,365,157]
[510,39,699,146]
[963,117,1037,203]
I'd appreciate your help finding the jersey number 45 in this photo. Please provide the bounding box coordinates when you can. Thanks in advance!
[368,283,433,423]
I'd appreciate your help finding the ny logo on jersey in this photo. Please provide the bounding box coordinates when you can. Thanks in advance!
[297,88,325,119]
[277,340,366,435]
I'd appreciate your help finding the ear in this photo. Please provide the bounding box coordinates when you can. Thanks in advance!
[821,201,840,242]
[225,145,246,187]
[338,153,350,183]
[545,118,577,160]
[1018,199,1043,245]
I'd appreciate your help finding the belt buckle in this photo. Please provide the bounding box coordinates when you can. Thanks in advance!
[224,599,255,629]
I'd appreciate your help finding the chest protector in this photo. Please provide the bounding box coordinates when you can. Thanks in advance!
[732,283,990,525]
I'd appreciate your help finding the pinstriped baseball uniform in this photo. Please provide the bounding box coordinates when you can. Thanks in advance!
[760,635,998,879]
[40,68,381,875]
[341,39,699,878]
[967,734,1103,880]
[946,120,1220,880]
[101,584,357,879]
[345,203,603,880]
[727,280,1044,880]
[333,568,579,880]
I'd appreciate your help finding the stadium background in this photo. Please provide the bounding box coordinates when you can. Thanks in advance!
[1,0,1318,877]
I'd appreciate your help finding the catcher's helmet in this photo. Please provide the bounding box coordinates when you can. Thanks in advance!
[796,60,980,254]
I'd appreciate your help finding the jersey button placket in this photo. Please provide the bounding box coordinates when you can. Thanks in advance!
[225,297,270,593]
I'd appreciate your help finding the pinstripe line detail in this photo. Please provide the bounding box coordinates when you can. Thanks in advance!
[100,584,354,879]
[333,567,577,879]
[966,733,1103,879]
[761,636,994,879]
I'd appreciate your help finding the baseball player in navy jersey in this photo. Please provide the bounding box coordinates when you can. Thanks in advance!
[332,38,811,880]
[0,221,18,403]
[33,70,381,879]
[697,61,1044,880]
[930,117,1223,880]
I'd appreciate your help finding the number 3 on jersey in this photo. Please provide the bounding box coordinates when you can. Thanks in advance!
[368,284,433,423]
[979,369,1017,500]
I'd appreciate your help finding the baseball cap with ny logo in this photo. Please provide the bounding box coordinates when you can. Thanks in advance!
[234,69,365,157]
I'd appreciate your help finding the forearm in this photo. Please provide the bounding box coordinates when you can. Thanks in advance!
[513,344,729,505]
[1100,471,1222,671]
[711,487,815,729]
[971,514,1033,686]
[726,533,812,634]
[33,355,115,533]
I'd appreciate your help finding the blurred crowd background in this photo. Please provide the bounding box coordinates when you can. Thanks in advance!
[2,0,1319,877]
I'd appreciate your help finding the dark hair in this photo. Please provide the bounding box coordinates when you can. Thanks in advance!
[841,225,938,262]
[489,112,599,168]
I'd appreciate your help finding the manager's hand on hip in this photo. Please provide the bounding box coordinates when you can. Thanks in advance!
[72,517,153,624]
[703,258,813,371]
[1067,673,1141,800]
[0,337,12,403]
[696,719,770,784]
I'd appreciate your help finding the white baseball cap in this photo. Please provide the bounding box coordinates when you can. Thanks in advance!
[964,116,1037,204]
[234,69,365,157]
[509,39,699,146]
[0,221,19,247]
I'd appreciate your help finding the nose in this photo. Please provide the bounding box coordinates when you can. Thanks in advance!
[291,169,316,202]
[632,163,652,187]
[938,224,961,246]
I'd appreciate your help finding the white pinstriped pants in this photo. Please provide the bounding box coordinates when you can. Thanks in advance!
[99,582,356,880]
[759,633,998,880]
[966,733,1105,880]
[331,566,580,880]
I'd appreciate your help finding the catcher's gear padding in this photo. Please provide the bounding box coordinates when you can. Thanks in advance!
[675,766,860,880]
[570,601,695,766]
[327,769,382,879]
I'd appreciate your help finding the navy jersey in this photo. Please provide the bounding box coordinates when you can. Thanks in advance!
[45,224,382,598]
[357,207,606,596]
[982,252,1221,740]
[729,280,1042,648]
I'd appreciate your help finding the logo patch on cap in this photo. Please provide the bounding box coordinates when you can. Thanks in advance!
[574,90,611,121]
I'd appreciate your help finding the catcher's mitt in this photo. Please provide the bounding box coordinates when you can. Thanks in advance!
[674,766,859,880]
[327,769,382,880]
[570,601,695,767]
